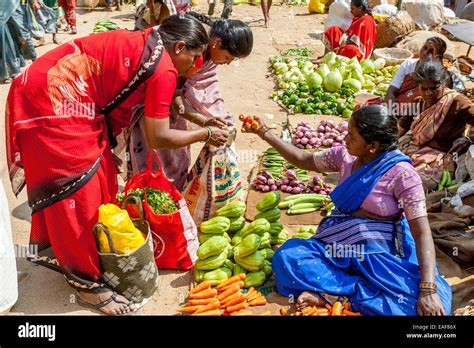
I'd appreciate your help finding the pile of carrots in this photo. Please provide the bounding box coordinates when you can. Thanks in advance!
[280,301,362,316]
[177,274,269,316]
[239,114,259,133]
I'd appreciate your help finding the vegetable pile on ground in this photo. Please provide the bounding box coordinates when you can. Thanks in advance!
[293,120,348,149]
[252,147,333,195]
[436,168,460,191]
[269,53,356,117]
[177,278,270,316]
[280,301,362,316]
[278,193,333,215]
[92,19,119,33]
[194,199,284,291]
[116,188,179,215]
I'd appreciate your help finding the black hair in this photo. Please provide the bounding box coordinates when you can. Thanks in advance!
[351,105,398,152]
[158,14,209,50]
[413,58,450,85]
[426,37,447,59]
[351,0,372,15]
[188,12,253,58]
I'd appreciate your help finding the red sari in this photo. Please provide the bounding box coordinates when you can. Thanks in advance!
[5,28,177,287]
[324,15,376,61]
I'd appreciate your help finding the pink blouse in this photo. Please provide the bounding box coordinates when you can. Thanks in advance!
[313,147,427,221]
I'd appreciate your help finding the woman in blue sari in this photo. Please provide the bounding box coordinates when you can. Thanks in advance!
[249,105,451,315]
[0,0,35,84]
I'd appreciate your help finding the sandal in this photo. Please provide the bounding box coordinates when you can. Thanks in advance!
[70,26,77,35]
[77,291,135,315]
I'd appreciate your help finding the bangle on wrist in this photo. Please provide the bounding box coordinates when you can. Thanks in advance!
[204,127,212,143]
[202,117,208,127]
[419,281,437,291]
[258,125,270,139]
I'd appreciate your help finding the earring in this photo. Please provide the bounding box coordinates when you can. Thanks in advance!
[370,148,375,153]
[212,44,216,48]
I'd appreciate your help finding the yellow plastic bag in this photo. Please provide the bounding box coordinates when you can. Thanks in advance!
[97,204,145,254]
[308,0,330,13]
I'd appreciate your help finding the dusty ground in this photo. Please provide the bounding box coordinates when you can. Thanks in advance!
[1,2,473,315]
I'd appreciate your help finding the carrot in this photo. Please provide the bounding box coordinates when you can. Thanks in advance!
[194,301,221,314]
[325,303,332,312]
[247,291,263,302]
[220,291,242,305]
[331,301,343,316]
[222,294,247,309]
[219,281,244,293]
[189,281,212,295]
[280,306,289,316]
[187,298,219,306]
[216,274,246,290]
[317,311,329,316]
[230,309,253,316]
[192,309,222,316]
[343,309,362,316]
[225,301,248,313]
[344,302,351,311]
[302,306,317,316]
[316,308,329,315]
[217,283,241,301]
[249,297,267,306]
[177,305,205,313]
[189,288,218,299]
[246,287,257,299]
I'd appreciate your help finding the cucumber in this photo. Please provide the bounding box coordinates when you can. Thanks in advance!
[287,207,318,215]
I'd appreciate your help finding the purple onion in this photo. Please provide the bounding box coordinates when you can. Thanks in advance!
[336,136,344,142]
[304,131,312,138]
[261,171,273,179]
[276,179,283,186]
[305,144,313,149]
[325,126,333,133]
[281,185,288,191]
[289,180,299,187]
[314,185,321,191]
[305,188,312,193]
[320,120,327,127]
[295,138,302,144]
[301,138,309,145]
[309,137,318,145]
[313,175,321,182]
[285,186,293,193]
[282,178,290,185]
[297,131,304,138]
[327,120,336,128]
[318,126,325,133]
[308,181,315,188]
[286,169,297,180]
[270,184,278,191]
[320,190,328,195]
[292,187,303,194]
[262,185,271,192]
[255,184,264,191]
[257,175,268,183]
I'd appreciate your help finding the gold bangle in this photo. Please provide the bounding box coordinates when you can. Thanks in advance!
[205,127,212,143]
[419,282,437,291]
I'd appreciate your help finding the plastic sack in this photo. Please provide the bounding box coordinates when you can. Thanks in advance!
[124,150,199,270]
[308,0,330,14]
[443,7,456,18]
[373,4,398,16]
[98,204,145,254]
[324,0,353,32]
[402,0,444,30]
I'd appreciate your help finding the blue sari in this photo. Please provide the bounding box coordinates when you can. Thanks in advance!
[272,150,452,315]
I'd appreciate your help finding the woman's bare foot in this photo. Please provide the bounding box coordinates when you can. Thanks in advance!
[77,290,135,316]
[296,291,326,310]
[35,37,46,47]
[52,34,61,45]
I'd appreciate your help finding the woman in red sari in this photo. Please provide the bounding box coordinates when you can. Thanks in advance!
[5,14,229,315]
[323,0,376,61]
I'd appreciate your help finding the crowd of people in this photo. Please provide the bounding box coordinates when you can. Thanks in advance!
[2,0,474,317]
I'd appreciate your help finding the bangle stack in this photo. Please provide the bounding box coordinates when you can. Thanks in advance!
[419,281,437,297]
[258,125,270,139]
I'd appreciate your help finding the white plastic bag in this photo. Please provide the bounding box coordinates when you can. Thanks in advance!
[324,0,353,32]
[402,0,444,30]
[373,4,398,16]
[443,7,456,18]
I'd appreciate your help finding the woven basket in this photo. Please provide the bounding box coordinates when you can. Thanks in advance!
[373,48,413,66]
[374,11,416,49]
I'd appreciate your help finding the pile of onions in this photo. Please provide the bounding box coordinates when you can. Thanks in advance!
[293,120,348,149]
[252,170,332,196]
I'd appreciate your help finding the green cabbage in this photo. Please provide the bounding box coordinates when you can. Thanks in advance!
[343,78,362,92]
[323,52,337,65]
[316,63,331,79]
[323,70,343,92]
[360,60,375,74]
[306,72,323,89]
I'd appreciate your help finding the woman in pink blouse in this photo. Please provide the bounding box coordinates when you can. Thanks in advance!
[249,105,451,315]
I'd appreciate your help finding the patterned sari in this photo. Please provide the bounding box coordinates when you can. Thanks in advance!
[272,150,452,315]
[398,91,460,189]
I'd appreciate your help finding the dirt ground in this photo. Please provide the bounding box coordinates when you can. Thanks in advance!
[1,2,473,315]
